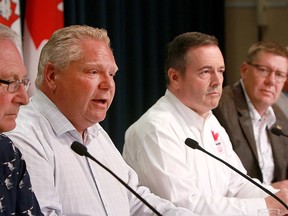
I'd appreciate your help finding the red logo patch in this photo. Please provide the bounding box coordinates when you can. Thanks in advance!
[211,130,219,141]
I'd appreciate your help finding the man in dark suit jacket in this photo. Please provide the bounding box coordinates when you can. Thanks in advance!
[213,40,288,189]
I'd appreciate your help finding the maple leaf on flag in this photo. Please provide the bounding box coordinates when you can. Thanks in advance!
[25,0,63,49]
[24,0,63,97]
[0,0,19,27]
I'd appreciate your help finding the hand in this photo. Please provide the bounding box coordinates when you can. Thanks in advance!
[265,189,288,215]
[272,180,288,190]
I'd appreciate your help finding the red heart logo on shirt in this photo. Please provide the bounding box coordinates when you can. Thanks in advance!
[211,130,219,141]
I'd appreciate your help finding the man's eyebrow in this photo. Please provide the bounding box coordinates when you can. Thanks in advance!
[84,62,118,72]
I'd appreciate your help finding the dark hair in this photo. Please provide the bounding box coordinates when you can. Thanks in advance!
[164,32,219,85]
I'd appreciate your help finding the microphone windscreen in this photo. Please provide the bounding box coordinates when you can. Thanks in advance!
[185,138,200,149]
[71,141,87,156]
[271,126,283,136]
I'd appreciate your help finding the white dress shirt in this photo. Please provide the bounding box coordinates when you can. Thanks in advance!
[6,90,198,216]
[123,90,273,216]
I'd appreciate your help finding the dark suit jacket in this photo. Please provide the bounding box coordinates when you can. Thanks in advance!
[0,134,43,215]
[213,81,288,183]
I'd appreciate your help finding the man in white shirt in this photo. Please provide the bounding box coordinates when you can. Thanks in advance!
[122,32,288,215]
[6,25,198,216]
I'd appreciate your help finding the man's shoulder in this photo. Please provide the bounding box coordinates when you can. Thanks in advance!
[220,84,237,101]
[0,134,19,162]
[16,98,47,127]
[275,92,288,119]
[131,102,179,132]
[0,134,13,150]
[213,83,245,128]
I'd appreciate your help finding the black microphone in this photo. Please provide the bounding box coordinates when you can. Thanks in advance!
[71,141,162,216]
[271,125,288,137]
[185,138,288,210]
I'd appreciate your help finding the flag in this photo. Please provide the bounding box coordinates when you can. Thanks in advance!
[24,0,64,97]
[0,0,22,53]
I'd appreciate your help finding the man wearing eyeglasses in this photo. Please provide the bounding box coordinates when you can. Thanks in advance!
[213,40,288,189]
[0,23,42,215]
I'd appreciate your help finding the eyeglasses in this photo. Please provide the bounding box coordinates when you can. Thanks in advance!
[0,78,31,93]
[247,63,288,83]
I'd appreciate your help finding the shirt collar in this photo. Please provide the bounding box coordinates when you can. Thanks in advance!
[240,80,276,128]
[165,89,212,130]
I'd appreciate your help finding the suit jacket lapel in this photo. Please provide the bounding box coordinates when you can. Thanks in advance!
[233,82,259,161]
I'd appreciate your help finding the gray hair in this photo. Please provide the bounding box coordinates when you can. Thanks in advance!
[246,40,288,64]
[164,32,219,85]
[0,23,21,49]
[36,25,111,88]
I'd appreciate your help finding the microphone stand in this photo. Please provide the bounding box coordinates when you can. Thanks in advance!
[71,141,162,216]
[185,138,288,211]
[271,125,288,138]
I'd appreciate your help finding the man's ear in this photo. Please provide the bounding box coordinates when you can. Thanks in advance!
[168,68,181,89]
[241,62,248,81]
[44,62,57,90]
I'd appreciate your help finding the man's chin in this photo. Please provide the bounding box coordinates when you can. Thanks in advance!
[0,123,16,133]
[93,114,107,124]
[210,100,220,109]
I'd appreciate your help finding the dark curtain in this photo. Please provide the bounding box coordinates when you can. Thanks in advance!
[22,0,225,152]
